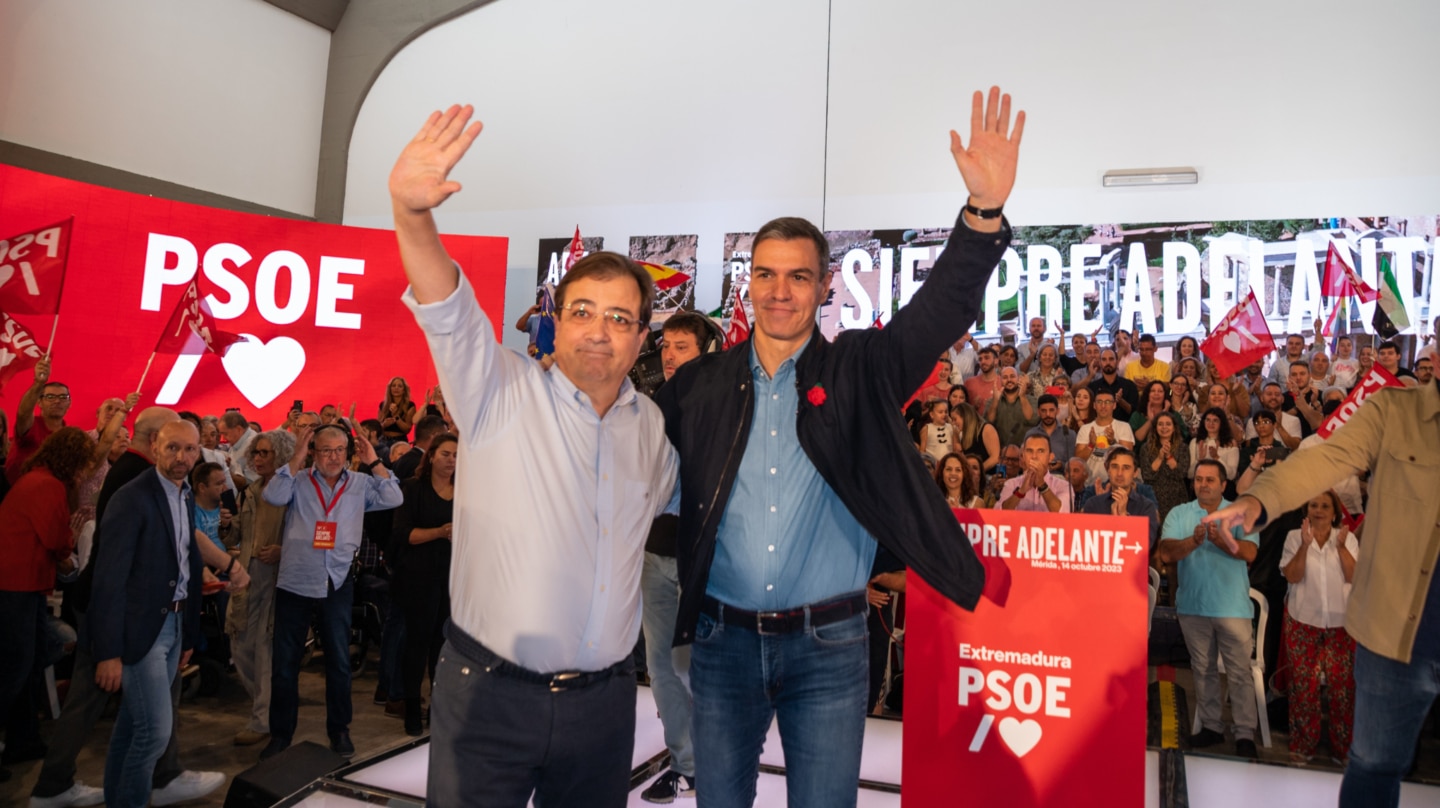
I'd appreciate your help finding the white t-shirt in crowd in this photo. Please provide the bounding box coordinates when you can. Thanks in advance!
[1280,527,1358,629]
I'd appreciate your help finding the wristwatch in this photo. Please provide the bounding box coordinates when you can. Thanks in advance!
[365,459,382,472]
[964,200,1004,219]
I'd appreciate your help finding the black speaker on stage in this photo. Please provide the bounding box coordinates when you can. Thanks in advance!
[223,741,348,808]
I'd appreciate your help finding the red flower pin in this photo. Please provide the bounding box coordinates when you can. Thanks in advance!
[807,384,827,407]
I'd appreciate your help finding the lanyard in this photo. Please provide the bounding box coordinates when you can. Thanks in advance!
[309,472,350,518]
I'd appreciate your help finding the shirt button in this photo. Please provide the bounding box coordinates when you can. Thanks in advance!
[770,467,777,475]
[770,505,777,513]
[766,584,774,591]
[772,394,779,400]
[771,430,777,437]
[168,580,176,587]
[768,545,775,552]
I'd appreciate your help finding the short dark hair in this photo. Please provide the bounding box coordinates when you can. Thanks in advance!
[752,217,829,273]
[1378,340,1400,354]
[1138,334,1157,346]
[221,411,248,430]
[1037,394,1059,409]
[1252,409,1276,424]
[178,411,202,427]
[412,414,448,449]
[189,461,225,488]
[977,346,998,359]
[556,251,656,327]
[662,311,711,348]
[1105,446,1136,469]
[42,381,70,394]
[1195,458,1228,482]
[1290,360,1309,370]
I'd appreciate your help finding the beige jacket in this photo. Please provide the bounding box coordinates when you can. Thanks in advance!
[224,478,288,635]
[1246,382,1440,663]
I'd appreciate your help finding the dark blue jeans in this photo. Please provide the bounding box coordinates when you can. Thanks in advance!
[427,623,636,808]
[1338,643,1440,808]
[690,600,869,808]
[0,590,45,740]
[270,577,354,744]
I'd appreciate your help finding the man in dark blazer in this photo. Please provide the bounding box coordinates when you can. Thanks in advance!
[89,419,210,808]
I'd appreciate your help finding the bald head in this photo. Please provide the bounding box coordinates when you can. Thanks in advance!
[152,419,200,483]
[131,407,180,460]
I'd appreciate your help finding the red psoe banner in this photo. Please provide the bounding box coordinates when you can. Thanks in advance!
[0,217,72,314]
[903,509,1150,807]
[1316,364,1403,439]
[0,166,507,424]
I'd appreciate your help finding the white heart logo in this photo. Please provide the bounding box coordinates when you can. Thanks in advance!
[221,333,306,408]
[1222,330,1243,353]
[998,717,1043,758]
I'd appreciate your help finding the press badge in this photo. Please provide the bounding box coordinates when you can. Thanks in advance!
[313,521,338,550]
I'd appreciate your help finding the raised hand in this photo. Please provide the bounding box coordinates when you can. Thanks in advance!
[354,428,380,467]
[290,425,314,474]
[389,105,484,214]
[950,86,1025,209]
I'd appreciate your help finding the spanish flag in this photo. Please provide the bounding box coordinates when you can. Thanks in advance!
[636,261,691,291]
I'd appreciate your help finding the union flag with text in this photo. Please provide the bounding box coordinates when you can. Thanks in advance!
[0,311,44,387]
[155,280,243,356]
[1200,290,1275,378]
[0,218,72,314]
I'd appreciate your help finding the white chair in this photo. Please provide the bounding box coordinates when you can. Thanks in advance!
[1190,588,1271,748]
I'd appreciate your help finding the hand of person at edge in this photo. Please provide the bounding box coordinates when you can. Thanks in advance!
[389,105,484,215]
[950,86,1025,209]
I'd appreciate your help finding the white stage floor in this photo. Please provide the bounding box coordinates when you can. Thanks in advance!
[298,685,1440,807]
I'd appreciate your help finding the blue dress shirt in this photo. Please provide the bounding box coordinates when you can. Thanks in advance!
[265,465,403,597]
[708,340,877,611]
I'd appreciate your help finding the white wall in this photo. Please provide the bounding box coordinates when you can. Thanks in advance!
[0,0,330,215]
[345,0,1440,349]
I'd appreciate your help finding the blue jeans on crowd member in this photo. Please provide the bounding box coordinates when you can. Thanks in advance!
[690,598,869,808]
[1339,643,1440,808]
[270,576,354,745]
[103,612,182,808]
[641,553,695,778]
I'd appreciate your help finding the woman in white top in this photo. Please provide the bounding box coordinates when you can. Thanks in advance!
[1187,407,1239,483]
[935,452,983,510]
[1329,335,1361,390]
[917,400,953,463]
[1279,490,1359,764]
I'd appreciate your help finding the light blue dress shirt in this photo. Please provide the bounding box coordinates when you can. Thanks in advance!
[156,470,191,601]
[1162,499,1261,619]
[265,465,402,597]
[403,274,678,673]
[708,341,877,612]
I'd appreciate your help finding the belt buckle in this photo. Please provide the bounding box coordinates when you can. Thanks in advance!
[756,611,782,635]
[549,671,583,692]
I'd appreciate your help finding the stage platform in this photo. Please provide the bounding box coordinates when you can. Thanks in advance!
[273,685,1440,807]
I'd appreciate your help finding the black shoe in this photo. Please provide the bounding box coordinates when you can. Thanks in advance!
[259,738,290,761]
[1190,728,1225,748]
[1,740,47,765]
[330,731,354,757]
[1235,739,1258,759]
[372,686,387,706]
[640,770,695,804]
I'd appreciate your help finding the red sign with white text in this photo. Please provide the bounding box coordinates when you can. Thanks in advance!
[903,509,1150,807]
[0,166,507,427]
[1316,363,1403,438]
[0,217,72,314]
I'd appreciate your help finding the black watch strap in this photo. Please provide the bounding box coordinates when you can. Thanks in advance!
[964,201,1004,219]
[365,459,382,471]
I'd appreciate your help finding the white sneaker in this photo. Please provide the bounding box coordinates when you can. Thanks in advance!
[29,782,105,808]
[150,770,225,806]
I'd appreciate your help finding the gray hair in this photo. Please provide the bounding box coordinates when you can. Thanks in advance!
[252,429,297,468]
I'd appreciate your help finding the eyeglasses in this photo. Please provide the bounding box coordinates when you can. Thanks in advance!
[40,394,70,402]
[315,447,347,457]
[561,302,641,332]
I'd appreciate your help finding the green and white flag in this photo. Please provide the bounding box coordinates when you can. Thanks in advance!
[1371,253,1411,339]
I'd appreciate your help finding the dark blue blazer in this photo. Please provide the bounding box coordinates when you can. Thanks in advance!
[90,468,203,665]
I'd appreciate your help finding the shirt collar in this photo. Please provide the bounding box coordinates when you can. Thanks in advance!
[154,467,190,498]
[749,334,813,381]
[549,365,638,414]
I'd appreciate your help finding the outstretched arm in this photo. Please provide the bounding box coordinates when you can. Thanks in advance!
[389,105,485,304]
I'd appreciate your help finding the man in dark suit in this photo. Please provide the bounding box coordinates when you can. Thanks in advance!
[390,414,446,482]
[89,420,212,808]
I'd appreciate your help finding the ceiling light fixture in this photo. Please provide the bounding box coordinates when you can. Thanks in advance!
[1102,167,1199,188]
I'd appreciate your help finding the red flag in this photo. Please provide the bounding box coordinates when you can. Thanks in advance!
[0,311,45,387]
[0,218,73,314]
[563,226,585,275]
[1321,241,1378,303]
[1316,363,1403,439]
[723,285,750,348]
[1199,290,1275,378]
[154,281,243,356]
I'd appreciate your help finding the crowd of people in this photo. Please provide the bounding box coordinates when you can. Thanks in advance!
[910,314,1437,767]
[0,360,460,807]
[1,86,1436,808]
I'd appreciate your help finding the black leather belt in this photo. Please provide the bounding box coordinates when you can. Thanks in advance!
[702,592,867,635]
[443,620,632,693]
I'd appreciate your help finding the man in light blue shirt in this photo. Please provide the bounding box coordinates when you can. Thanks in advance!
[260,424,400,761]
[1158,458,1261,759]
